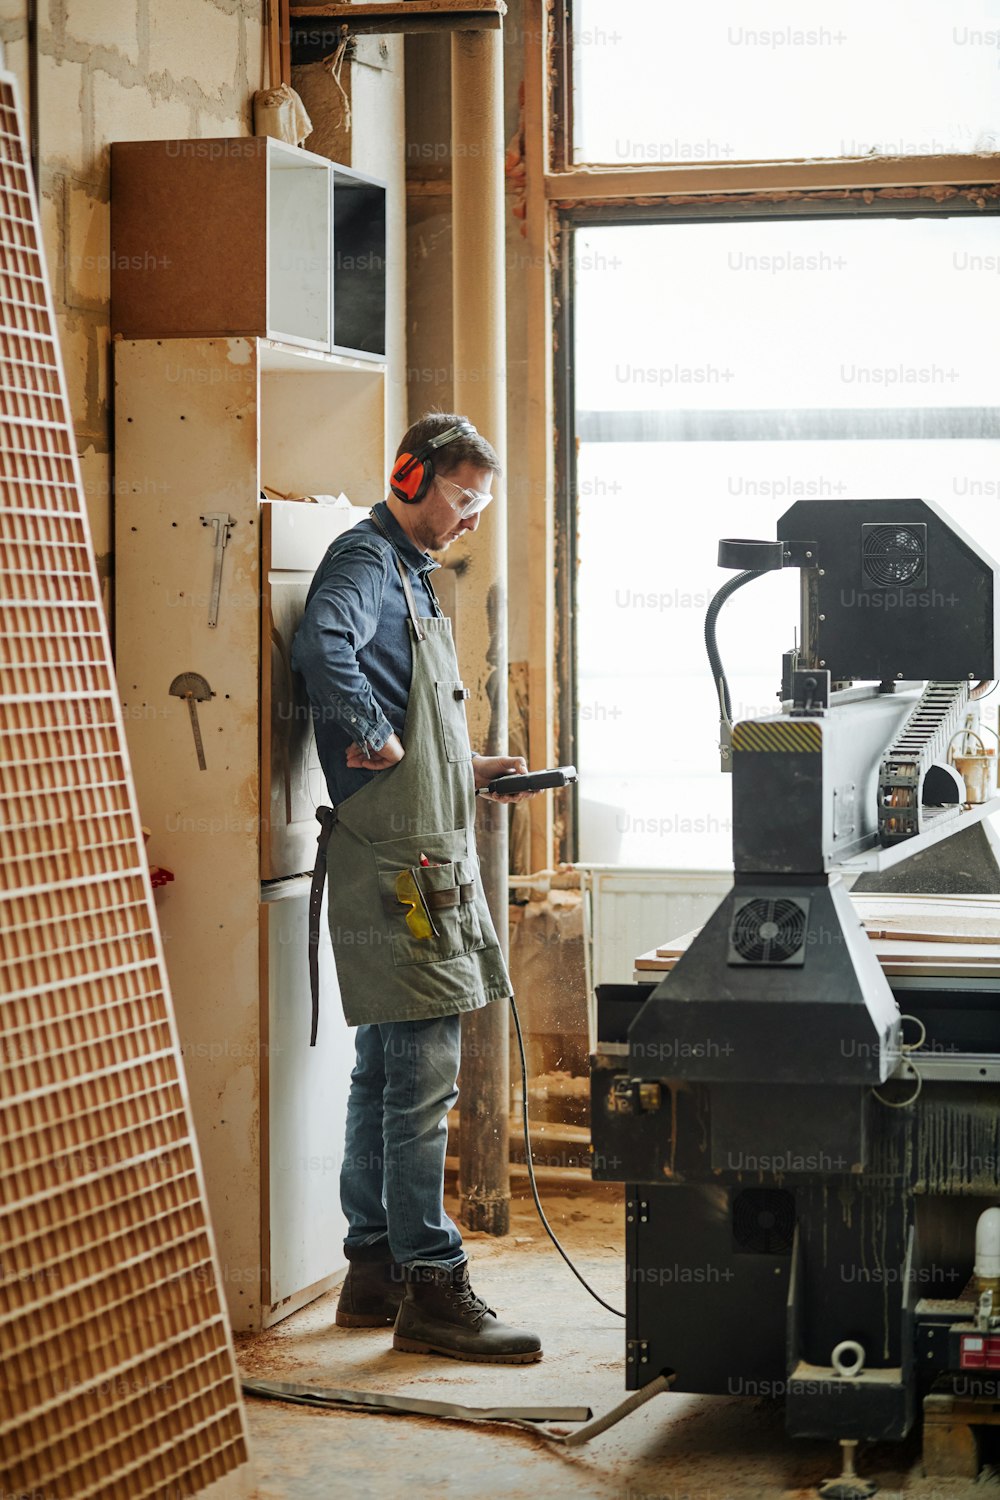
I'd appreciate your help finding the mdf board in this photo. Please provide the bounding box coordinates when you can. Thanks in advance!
[0,71,252,1498]
[111,138,331,349]
[114,336,384,1328]
[111,140,389,359]
[114,338,264,1327]
[261,880,352,1324]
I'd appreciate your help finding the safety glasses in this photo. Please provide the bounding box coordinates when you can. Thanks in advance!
[435,475,494,521]
[394,869,439,940]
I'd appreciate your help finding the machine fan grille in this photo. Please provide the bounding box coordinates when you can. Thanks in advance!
[861,523,926,587]
[729,897,808,965]
[732,1189,795,1255]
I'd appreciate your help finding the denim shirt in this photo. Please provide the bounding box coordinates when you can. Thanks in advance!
[291,501,443,806]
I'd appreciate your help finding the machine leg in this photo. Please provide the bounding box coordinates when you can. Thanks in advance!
[818,1439,878,1499]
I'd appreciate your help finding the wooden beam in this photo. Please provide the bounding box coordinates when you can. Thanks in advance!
[545,155,1000,204]
[290,0,504,33]
[266,0,281,86]
[279,0,291,84]
[450,25,512,1239]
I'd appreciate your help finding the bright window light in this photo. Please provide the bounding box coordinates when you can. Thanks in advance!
[573,0,1000,164]
[574,216,1000,868]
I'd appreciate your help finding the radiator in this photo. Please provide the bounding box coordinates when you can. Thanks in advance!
[579,866,732,1042]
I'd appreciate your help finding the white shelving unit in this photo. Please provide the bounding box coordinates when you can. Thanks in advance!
[114,335,385,1329]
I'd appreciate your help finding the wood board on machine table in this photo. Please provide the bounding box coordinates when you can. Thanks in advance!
[0,72,252,1499]
[636,895,1000,976]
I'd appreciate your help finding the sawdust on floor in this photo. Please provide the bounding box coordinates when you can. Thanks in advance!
[236,1185,982,1500]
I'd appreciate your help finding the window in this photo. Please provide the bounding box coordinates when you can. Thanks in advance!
[573,213,1000,868]
[572,0,1000,165]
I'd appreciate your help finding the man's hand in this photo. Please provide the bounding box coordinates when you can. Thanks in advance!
[474,755,535,803]
[346,733,405,772]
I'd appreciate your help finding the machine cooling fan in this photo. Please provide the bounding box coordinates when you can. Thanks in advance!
[727,896,809,966]
[732,1189,795,1255]
[860,522,927,588]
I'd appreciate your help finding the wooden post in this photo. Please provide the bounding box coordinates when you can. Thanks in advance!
[451,25,510,1235]
[522,0,556,873]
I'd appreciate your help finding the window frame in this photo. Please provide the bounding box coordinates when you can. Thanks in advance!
[538,0,1000,863]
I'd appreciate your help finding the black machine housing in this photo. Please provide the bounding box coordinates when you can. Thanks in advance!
[591,497,1000,1448]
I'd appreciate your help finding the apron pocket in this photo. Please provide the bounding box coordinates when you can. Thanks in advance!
[434,680,473,764]
[373,831,485,968]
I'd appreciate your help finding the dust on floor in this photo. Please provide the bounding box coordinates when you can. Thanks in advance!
[236,1187,983,1500]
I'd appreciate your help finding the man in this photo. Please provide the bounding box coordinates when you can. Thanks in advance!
[292,413,542,1364]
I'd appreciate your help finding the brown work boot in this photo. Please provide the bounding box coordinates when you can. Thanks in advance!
[392,1257,543,1364]
[335,1242,404,1328]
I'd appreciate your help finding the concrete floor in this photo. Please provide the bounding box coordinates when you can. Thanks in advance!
[236,1186,987,1500]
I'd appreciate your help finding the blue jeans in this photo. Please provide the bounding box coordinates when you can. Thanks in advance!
[341,1014,465,1268]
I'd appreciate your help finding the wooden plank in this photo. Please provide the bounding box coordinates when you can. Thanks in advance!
[289,0,505,34]
[266,0,281,86]
[279,0,291,85]
[292,0,504,16]
[544,156,1000,203]
[867,923,1000,945]
[922,1414,980,1479]
[652,898,1000,958]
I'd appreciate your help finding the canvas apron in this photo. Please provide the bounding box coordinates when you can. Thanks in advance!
[315,547,511,1031]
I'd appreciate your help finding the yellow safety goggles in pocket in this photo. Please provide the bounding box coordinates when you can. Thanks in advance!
[394,868,440,941]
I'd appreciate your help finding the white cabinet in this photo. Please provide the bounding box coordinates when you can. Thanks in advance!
[114,335,382,1329]
[262,879,353,1322]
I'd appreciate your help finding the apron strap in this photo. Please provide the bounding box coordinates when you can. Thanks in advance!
[393,557,425,643]
[369,507,440,632]
[308,805,338,1046]
[422,568,443,618]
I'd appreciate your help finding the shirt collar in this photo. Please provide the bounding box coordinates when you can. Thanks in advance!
[371,500,440,576]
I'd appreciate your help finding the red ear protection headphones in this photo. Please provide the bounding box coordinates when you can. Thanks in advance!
[390,422,478,503]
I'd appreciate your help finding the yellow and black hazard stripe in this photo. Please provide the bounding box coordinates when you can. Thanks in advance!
[732,720,822,753]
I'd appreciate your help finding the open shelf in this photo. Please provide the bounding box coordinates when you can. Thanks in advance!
[332,165,387,359]
[267,142,331,348]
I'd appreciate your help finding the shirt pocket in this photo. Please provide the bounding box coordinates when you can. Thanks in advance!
[434,680,472,764]
[372,829,485,968]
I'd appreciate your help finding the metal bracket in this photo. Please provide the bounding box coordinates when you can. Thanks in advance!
[200,512,236,629]
[719,716,733,774]
[790,668,830,716]
[781,539,820,569]
[626,1340,650,1367]
[625,1197,650,1225]
[895,1052,1000,1084]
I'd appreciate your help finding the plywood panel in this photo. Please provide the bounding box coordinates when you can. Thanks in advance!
[114,337,264,1328]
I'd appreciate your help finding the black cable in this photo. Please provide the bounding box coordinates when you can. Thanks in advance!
[704,569,764,722]
[509,994,625,1320]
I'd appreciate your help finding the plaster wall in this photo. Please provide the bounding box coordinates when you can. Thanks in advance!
[0,2,406,609]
